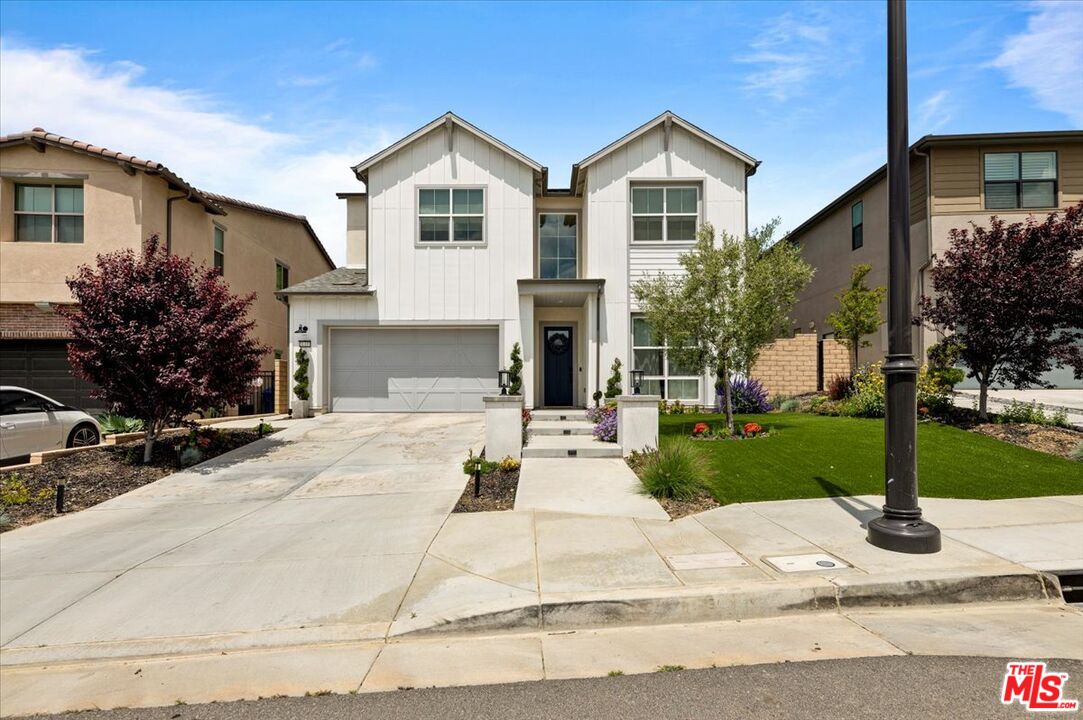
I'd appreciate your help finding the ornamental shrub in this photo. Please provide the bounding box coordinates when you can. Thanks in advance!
[508,342,524,395]
[843,363,885,418]
[926,339,966,390]
[827,375,853,401]
[727,377,771,413]
[636,438,708,500]
[604,358,623,398]
[293,349,311,401]
[996,400,1070,428]
[779,398,801,413]
[96,412,144,434]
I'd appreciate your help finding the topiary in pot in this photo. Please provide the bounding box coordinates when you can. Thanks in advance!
[292,348,311,418]
[604,358,623,399]
[508,342,523,396]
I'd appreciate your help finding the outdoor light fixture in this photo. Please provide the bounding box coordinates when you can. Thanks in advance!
[498,369,511,395]
[294,324,308,334]
[866,0,941,554]
[630,369,644,395]
[474,458,482,498]
[295,324,311,348]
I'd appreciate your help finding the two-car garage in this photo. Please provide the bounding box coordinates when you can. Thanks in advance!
[328,327,499,412]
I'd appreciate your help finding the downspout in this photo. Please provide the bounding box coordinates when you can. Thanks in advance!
[913,146,933,358]
[165,191,191,254]
[595,286,602,404]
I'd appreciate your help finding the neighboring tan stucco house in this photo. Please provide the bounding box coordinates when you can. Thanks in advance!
[280,111,758,412]
[788,130,1083,388]
[0,129,335,411]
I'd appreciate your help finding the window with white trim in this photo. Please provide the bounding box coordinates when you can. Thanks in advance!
[631,186,698,242]
[213,226,225,273]
[984,151,1057,210]
[14,183,84,243]
[418,188,484,243]
[631,316,700,400]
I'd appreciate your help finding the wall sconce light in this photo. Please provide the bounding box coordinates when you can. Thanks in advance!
[630,369,644,395]
[294,324,309,334]
[498,369,511,395]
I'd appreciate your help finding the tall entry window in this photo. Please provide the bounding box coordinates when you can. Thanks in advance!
[538,213,577,279]
[632,316,700,400]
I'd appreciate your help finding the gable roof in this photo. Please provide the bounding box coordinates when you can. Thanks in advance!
[0,128,334,270]
[785,129,1083,243]
[570,111,760,192]
[0,128,227,216]
[351,112,545,182]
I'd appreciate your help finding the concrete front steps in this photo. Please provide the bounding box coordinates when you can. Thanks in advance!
[524,408,619,458]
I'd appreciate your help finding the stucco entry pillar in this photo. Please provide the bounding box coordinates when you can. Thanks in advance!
[483,395,523,460]
[617,395,660,456]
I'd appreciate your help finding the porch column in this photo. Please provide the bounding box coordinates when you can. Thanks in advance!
[518,294,535,408]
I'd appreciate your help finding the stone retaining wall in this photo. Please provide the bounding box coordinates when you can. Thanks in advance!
[751,333,851,397]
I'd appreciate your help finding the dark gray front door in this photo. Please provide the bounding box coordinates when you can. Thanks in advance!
[543,326,574,406]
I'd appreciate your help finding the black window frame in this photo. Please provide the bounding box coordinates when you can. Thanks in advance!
[851,201,863,251]
[213,225,225,274]
[983,151,1058,210]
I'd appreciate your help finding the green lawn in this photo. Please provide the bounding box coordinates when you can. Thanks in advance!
[660,412,1083,504]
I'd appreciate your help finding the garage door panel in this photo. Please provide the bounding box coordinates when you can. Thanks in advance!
[329,328,498,412]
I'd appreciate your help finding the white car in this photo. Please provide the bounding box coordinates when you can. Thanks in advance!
[0,386,102,463]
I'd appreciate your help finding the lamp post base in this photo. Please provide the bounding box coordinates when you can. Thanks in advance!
[867,512,942,554]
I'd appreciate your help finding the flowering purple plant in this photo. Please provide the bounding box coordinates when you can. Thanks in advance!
[590,406,618,442]
[719,377,771,414]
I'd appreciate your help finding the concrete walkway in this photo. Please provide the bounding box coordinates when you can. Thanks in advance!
[2,603,1081,715]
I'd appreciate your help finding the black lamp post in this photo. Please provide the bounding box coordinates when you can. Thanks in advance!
[867,0,941,554]
[630,369,644,395]
[498,369,511,396]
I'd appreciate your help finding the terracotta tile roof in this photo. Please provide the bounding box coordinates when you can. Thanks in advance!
[0,128,335,269]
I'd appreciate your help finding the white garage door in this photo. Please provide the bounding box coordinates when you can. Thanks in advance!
[329,328,499,412]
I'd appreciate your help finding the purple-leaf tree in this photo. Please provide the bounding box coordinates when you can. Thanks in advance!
[62,235,268,462]
[917,202,1083,420]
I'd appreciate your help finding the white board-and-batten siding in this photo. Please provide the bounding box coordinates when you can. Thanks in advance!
[365,126,535,323]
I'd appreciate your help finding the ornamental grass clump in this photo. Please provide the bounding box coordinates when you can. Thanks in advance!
[637,438,708,500]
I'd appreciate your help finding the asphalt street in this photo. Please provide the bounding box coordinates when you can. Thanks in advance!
[24,655,1083,720]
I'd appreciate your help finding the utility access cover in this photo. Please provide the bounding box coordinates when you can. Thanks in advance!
[665,552,749,570]
[764,553,851,573]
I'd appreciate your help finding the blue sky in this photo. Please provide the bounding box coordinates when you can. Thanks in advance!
[2,0,1080,263]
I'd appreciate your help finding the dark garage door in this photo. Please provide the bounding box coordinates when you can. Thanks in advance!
[0,340,104,413]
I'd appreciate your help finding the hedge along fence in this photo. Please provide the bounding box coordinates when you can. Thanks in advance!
[751,333,851,398]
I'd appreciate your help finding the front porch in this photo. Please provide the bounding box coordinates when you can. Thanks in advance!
[517,278,605,409]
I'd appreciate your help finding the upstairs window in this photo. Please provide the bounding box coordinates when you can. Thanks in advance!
[418,188,484,243]
[538,214,578,279]
[851,201,863,250]
[275,261,289,297]
[213,226,225,273]
[14,183,84,243]
[984,152,1057,210]
[631,186,698,242]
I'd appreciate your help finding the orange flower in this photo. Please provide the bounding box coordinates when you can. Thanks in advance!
[743,422,763,436]
[692,422,709,436]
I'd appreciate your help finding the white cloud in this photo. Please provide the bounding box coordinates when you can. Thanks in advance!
[0,42,392,264]
[739,8,862,102]
[992,0,1083,125]
[917,89,953,133]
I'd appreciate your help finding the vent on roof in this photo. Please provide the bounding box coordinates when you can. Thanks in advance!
[331,281,357,286]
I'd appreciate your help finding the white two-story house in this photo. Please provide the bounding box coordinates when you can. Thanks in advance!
[280,112,758,412]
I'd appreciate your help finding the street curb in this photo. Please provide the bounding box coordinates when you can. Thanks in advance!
[390,569,1054,638]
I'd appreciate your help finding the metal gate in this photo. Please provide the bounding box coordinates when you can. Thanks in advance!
[238,371,275,416]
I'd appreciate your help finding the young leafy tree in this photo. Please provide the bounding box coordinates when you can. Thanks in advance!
[62,235,268,462]
[826,264,886,374]
[508,341,524,395]
[633,221,813,433]
[918,203,1083,420]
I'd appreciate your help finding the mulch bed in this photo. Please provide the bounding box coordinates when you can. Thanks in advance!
[452,468,520,513]
[971,422,1082,459]
[655,492,720,520]
[0,429,272,532]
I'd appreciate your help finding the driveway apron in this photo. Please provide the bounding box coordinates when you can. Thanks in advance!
[0,413,482,652]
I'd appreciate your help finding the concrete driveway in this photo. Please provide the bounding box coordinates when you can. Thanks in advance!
[0,413,482,658]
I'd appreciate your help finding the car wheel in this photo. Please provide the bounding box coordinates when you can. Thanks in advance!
[67,424,101,448]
